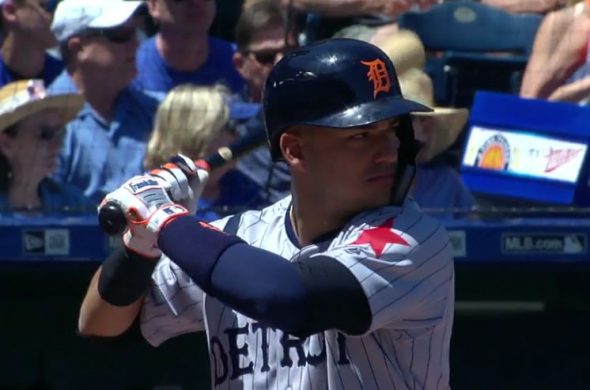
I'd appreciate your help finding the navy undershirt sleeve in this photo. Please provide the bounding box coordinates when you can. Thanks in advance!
[210,244,310,333]
[158,216,309,333]
[158,216,371,337]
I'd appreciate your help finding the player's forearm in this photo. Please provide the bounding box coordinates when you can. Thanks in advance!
[78,269,143,337]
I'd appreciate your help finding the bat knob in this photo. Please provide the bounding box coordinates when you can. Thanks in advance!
[98,201,128,236]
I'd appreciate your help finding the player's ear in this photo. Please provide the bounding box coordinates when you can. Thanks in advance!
[280,131,303,166]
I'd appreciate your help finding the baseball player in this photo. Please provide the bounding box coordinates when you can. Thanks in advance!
[80,38,455,389]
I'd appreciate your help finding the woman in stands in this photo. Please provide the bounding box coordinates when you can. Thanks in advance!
[0,79,89,214]
[144,83,264,221]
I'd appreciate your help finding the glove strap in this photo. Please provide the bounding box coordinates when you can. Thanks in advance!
[146,204,189,233]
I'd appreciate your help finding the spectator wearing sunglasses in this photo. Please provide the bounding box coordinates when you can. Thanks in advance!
[0,0,63,87]
[132,0,245,95]
[0,79,90,214]
[229,0,297,206]
[47,0,160,203]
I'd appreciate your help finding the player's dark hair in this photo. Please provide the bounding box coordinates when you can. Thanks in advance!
[234,0,287,51]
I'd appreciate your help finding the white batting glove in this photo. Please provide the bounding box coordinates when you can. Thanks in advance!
[101,175,188,258]
[149,154,209,215]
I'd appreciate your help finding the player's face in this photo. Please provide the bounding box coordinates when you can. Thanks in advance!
[0,108,65,182]
[295,118,400,216]
[148,0,215,33]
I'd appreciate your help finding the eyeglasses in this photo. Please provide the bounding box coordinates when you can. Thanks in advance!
[82,26,138,44]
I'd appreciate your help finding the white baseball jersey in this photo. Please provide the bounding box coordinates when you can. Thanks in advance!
[141,196,454,389]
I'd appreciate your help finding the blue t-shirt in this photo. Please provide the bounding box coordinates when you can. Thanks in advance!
[0,178,93,215]
[0,53,63,87]
[412,164,476,219]
[133,36,245,94]
[49,71,160,203]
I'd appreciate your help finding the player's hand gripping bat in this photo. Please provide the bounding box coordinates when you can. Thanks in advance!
[98,128,266,235]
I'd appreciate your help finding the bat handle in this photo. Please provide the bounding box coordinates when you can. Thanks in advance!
[98,201,128,236]
[98,159,202,236]
[98,158,213,236]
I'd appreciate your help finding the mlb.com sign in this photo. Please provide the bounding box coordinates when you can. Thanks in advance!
[502,233,587,254]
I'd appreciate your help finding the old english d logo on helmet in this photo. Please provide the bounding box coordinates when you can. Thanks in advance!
[361,58,392,98]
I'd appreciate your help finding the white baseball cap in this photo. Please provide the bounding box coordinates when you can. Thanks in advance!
[51,0,143,43]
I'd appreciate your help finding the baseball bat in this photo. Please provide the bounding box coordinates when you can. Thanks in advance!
[98,128,267,235]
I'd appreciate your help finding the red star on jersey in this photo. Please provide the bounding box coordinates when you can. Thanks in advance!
[351,217,409,257]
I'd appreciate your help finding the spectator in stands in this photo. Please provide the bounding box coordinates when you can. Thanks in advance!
[144,84,264,221]
[400,68,476,218]
[133,0,245,94]
[49,0,160,203]
[0,0,63,87]
[0,79,89,213]
[520,0,590,103]
[271,0,437,45]
[231,0,295,204]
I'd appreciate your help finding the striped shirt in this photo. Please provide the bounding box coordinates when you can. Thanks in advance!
[141,196,454,389]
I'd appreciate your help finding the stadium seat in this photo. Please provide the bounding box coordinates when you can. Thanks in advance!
[398,1,543,107]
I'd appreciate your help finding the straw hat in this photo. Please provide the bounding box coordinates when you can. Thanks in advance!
[372,29,426,76]
[0,79,84,133]
[399,68,469,162]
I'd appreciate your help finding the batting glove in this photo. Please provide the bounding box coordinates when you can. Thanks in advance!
[101,175,188,258]
[149,154,209,215]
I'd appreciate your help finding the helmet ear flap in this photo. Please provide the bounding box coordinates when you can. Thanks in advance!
[390,115,418,205]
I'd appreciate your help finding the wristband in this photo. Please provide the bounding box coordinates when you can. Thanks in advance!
[98,247,158,306]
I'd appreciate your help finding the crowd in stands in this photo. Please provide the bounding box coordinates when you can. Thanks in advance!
[0,0,586,221]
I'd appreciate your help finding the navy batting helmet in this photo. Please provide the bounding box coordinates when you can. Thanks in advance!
[262,38,432,161]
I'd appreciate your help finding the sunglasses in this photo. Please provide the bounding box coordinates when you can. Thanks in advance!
[244,48,286,65]
[83,26,137,44]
